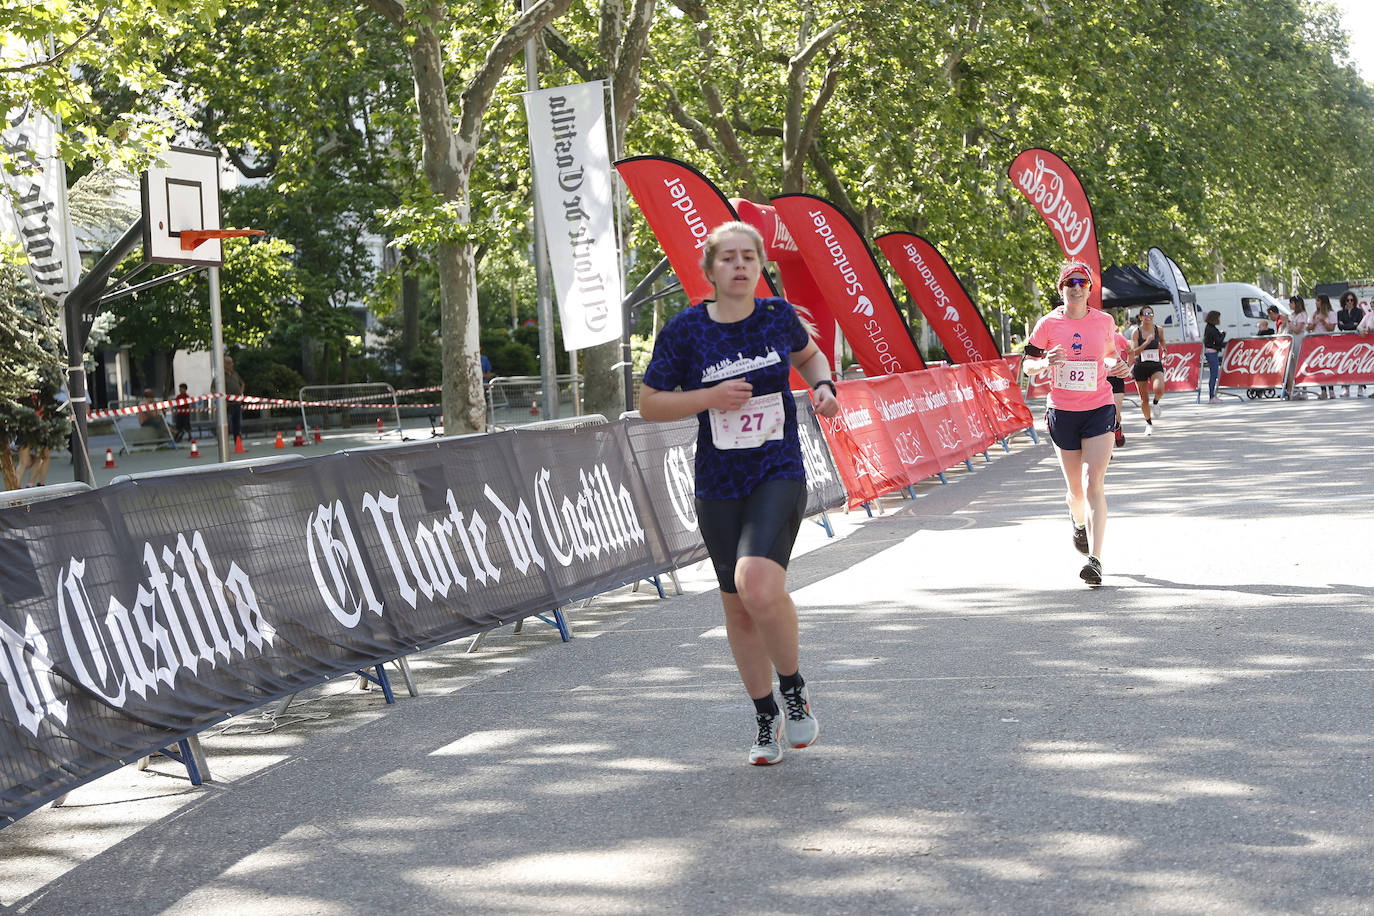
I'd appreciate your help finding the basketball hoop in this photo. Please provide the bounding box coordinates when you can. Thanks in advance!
[180,228,265,251]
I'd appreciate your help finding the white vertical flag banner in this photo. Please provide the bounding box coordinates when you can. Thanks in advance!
[1147,246,1198,341]
[1,40,82,299]
[523,81,623,351]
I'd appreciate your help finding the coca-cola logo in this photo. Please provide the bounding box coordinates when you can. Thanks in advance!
[1298,341,1374,378]
[1220,340,1288,375]
[1014,155,1093,257]
[1162,352,1192,383]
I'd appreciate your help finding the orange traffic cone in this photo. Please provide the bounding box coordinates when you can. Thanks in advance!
[273,430,285,449]
[188,439,200,459]
[293,425,305,447]
[313,426,322,443]
[376,417,384,438]
[103,448,116,469]
[234,435,246,454]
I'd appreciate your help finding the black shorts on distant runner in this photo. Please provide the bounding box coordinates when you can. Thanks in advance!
[1046,404,1117,451]
[1132,360,1164,382]
[1108,375,1125,394]
[696,478,807,593]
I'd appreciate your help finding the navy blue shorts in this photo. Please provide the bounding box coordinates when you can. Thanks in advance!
[696,479,807,593]
[1047,404,1117,451]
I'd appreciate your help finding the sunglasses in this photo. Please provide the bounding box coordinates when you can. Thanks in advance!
[1063,278,1090,288]
[1140,311,1153,317]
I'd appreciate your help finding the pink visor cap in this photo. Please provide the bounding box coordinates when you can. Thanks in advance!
[1057,263,1094,289]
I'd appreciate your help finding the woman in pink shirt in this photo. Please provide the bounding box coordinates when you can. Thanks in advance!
[1023,262,1132,586]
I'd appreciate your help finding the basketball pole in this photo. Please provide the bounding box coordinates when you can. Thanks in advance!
[209,265,229,462]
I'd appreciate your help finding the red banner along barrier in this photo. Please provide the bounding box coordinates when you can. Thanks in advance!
[1217,337,1292,389]
[1293,334,1374,387]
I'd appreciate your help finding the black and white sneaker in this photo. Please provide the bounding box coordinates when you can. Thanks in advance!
[1080,555,1102,586]
[780,685,819,749]
[748,712,784,766]
[1071,516,1089,555]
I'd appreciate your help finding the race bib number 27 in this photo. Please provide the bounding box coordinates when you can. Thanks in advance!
[709,392,785,449]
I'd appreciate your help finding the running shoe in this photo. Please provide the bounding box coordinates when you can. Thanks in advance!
[749,712,784,766]
[1071,518,1089,555]
[780,685,820,749]
[1114,427,1125,447]
[1080,555,1102,586]
[1144,420,1153,436]
[1152,402,1162,418]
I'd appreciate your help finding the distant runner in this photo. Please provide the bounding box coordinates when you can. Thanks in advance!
[1129,306,1167,435]
[1022,262,1131,585]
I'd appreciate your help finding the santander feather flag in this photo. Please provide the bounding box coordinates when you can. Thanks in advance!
[875,233,1001,363]
[732,198,838,373]
[614,155,774,303]
[1008,149,1102,310]
[771,194,925,376]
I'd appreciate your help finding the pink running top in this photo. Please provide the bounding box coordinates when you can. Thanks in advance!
[1028,306,1118,411]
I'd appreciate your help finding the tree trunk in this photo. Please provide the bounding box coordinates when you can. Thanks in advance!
[1,448,17,491]
[437,234,486,433]
[402,245,420,365]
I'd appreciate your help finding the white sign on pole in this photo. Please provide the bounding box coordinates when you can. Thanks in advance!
[523,81,623,351]
[1,42,83,299]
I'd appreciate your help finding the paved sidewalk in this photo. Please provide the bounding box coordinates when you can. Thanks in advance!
[3,395,1373,914]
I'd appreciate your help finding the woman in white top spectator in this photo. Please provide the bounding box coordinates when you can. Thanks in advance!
[1284,295,1308,399]
[1309,295,1338,398]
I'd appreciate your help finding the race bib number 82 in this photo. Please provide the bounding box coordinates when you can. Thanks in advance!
[1052,360,1098,392]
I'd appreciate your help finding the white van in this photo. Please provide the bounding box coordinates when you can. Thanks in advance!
[1159,282,1290,342]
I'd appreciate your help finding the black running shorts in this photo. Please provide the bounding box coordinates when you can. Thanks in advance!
[1132,360,1164,382]
[1046,404,1117,451]
[696,478,808,593]
[1108,375,1125,394]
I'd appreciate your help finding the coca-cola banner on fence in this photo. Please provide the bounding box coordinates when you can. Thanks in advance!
[1163,342,1203,393]
[1293,334,1374,387]
[1217,337,1293,389]
[1026,365,1052,400]
[1008,148,1102,311]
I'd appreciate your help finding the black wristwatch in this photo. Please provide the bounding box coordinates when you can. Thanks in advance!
[812,379,837,397]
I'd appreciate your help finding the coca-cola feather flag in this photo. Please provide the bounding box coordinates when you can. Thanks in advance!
[772,194,925,376]
[1008,148,1102,310]
[875,233,1001,363]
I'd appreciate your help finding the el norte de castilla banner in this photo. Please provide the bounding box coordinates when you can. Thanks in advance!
[0,408,845,826]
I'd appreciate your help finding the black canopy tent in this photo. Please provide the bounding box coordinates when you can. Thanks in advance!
[1100,265,1173,308]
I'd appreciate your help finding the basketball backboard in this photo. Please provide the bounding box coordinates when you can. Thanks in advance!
[142,147,222,266]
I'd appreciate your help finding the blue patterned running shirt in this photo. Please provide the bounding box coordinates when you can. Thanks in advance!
[642,297,811,499]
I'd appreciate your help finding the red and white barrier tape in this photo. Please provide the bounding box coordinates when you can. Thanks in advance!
[88,391,444,420]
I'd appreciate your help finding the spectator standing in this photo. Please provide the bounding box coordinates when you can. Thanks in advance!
[1265,305,1286,336]
[224,356,245,445]
[1204,310,1226,403]
[1310,295,1338,398]
[1336,292,1366,396]
[173,383,194,442]
[1284,296,1308,399]
[1256,319,1274,337]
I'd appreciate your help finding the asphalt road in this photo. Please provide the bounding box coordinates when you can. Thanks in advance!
[3,393,1373,914]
